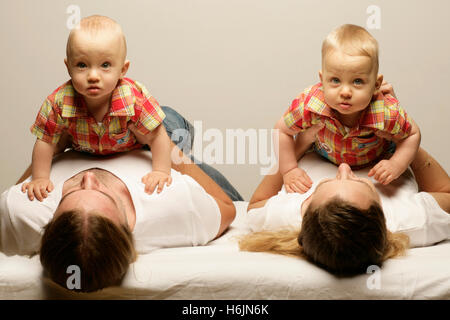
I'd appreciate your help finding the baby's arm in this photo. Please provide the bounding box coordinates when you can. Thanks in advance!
[249,121,324,210]
[369,118,421,184]
[274,117,299,175]
[274,117,320,193]
[17,132,72,185]
[129,123,172,194]
[21,139,57,201]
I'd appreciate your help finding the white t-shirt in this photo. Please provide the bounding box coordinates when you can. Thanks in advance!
[247,152,450,247]
[0,150,221,255]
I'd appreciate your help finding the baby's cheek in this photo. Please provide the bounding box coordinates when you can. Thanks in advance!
[322,90,335,104]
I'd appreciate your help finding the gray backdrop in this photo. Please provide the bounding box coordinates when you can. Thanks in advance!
[1,0,449,200]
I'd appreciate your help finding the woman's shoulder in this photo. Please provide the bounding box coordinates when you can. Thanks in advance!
[246,190,307,232]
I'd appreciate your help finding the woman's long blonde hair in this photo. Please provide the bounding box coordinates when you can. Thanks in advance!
[239,197,409,276]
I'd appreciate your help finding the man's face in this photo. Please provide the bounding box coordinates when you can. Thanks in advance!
[54,169,130,228]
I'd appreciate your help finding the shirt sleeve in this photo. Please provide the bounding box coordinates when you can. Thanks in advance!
[0,184,56,256]
[246,191,304,232]
[283,87,316,132]
[131,170,221,253]
[183,174,222,243]
[30,98,66,144]
[383,190,450,247]
[382,97,412,139]
[131,81,166,136]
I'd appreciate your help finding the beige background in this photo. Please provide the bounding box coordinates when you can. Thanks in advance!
[1,0,449,200]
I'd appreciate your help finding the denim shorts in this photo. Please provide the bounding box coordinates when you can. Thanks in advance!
[160,106,244,201]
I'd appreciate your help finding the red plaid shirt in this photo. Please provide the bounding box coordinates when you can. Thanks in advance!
[30,78,166,155]
[283,83,412,167]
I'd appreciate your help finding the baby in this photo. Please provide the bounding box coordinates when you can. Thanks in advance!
[275,24,421,193]
[22,15,172,201]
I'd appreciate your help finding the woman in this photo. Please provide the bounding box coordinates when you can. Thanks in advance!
[239,86,450,276]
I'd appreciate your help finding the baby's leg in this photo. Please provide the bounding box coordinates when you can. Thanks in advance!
[161,106,244,201]
[161,106,194,154]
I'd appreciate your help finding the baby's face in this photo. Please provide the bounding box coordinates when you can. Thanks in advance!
[320,49,381,119]
[65,30,128,105]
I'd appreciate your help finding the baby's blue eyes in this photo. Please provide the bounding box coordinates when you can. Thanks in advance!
[75,62,110,68]
[329,78,364,85]
[331,78,340,84]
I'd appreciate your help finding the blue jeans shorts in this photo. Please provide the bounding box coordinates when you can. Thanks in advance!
[160,106,244,201]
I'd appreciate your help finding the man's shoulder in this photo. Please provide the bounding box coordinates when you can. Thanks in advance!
[0,183,55,256]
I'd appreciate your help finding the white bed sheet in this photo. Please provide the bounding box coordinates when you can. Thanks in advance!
[0,201,449,299]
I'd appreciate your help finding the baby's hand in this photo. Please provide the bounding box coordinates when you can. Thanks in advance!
[21,178,54,201]
[283,167,313,194]
[368,159,405,185]
[142,170,173,194]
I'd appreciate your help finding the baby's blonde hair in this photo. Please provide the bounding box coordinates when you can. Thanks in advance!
[66,15,127,60]
[322,24,379,75]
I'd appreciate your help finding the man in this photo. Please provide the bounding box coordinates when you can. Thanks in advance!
[0,107,240,292]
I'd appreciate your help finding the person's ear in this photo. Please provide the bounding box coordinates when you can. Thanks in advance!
[300,194,313,217]
[319,70,323,83]
[120,60,130,78]
[64,58,71,77]
[376,74,383,89]
[374,74,384,95]
[297,233,303,246]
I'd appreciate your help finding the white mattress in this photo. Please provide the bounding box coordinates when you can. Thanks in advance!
[0,201,449,299]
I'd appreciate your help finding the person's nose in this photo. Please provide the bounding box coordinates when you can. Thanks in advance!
[340,85,352,99]
[87,68,100,83]
[337,163,354,180]
[80,171,100,190]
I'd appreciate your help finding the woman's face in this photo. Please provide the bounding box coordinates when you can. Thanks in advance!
[301,163,381,215]
[54,169,133,229]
